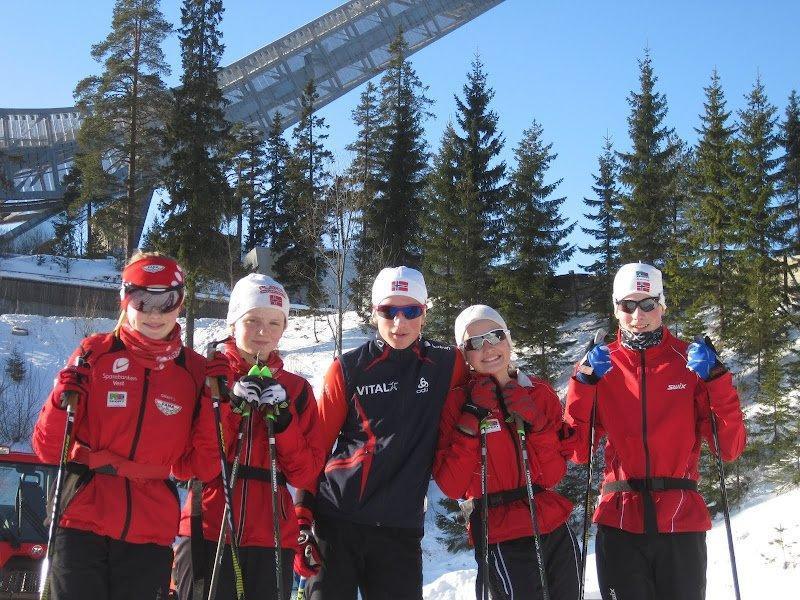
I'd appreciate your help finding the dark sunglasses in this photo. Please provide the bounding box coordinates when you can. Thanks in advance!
[616,297,660,314]
[461,328,510,352]
[124,284,184,314]
[374,304,426,320]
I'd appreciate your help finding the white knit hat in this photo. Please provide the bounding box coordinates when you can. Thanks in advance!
[454,305,509,345]
[371,266,428,306]
[227,273,291,325]
[612,262,666,308]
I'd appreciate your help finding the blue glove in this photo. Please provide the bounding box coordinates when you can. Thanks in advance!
[687,338,726,381]
[576,345,612,384]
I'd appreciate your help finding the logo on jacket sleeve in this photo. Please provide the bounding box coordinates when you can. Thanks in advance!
[416,377,429,394]
[112,357,130,373]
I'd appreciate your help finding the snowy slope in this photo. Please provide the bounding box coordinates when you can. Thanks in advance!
[1,311,798,597]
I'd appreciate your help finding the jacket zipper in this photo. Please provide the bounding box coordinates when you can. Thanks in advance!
[639,351,653,532]
[120,368,150,540]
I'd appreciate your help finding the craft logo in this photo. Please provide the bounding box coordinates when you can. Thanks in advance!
[391,280,409,292]
[270,294,284,307]
[142,264,165,273]
[112,357,130,373]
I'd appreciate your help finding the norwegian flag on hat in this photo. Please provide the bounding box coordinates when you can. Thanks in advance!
[391,280,409,292]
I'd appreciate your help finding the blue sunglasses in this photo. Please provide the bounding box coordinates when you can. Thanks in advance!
[374,304,426,320]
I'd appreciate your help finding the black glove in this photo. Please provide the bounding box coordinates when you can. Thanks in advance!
[457,401,492,437]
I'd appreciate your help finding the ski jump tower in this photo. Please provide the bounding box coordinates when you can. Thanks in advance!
[0,0,506,248]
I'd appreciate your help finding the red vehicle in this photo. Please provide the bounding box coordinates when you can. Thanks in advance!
[0,447,56,599]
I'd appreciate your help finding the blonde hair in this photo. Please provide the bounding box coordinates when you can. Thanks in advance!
[113,251,181,335]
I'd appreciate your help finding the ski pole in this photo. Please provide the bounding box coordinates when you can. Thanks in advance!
[700,336,741,600]
[510,415,550,600]
[39,390,78,600]
[205,345,246,600]
[207,412,248,600]
[296,576,306,600]
[479,419,490,600]
[579,328,606,600]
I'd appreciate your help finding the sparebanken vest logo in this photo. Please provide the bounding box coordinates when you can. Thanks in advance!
[112,358,130,373]
[357,381,398,395]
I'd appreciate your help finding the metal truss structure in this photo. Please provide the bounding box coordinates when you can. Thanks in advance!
[1,0,506,246]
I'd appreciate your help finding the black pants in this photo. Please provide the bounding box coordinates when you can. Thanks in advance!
[595,525,707,600]
[473,524,580,600]
[305,515,424,600]
[48,527,173,600]
[173,537,294,600]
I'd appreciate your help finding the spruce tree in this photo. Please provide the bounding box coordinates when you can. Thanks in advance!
[616,51,681,265]
[731,76,783,375]
[347,82,382,319]
[4,348,26,384]
[160,0,230,347]
[227,123,266,256]
[494,122,574,381]
[248,112,290,253]
[778,91,800,315]
[422,56,507,334]
[691,69,740,339]
[52,168,83,271]
[74,0,171,257]
[370,33,433,267]
[275,79,332,307]
[579,136,622,328]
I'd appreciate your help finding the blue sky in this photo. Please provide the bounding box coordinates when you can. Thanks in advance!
[3,1,799,273]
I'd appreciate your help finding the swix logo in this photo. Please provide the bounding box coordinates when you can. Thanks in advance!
[112,358,130,373]
[357,381,398,396]
[667,383,687,391]
[416,377,429,394]
[391,280,408,292]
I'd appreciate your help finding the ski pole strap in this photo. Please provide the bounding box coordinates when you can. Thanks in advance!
[602,477,697,494]
[226,462,286,486]
[479,484,545,510]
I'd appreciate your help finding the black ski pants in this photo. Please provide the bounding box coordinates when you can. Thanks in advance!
[474,524,581,600]
[595,524,707,600]
[47,526,173,600]
[305,514,424,600]
[172,537,294,600]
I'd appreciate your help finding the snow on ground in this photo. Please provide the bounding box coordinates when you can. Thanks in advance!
[1,310,798,597]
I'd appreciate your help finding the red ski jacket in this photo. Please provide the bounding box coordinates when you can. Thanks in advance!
[178,339,324,549]
[564,327,746,534]
[434,372,573,545]
[32,332,219,547]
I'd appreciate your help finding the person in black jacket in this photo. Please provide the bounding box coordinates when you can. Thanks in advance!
[293,266,468,600]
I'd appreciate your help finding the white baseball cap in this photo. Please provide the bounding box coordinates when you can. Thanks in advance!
[612,262,666,308]
[371,266,428,306]
[454,305,509,345]
[227,273,291,325]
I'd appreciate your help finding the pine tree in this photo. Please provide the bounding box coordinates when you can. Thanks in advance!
[778,91,800,319]
[73,0,171,257]
[248,112,290,253]
[579,136,622,328]
[347,82,382,319]
[227,122,266,256]
[422,56,507,335]
[616,50,681,265]
[52,168,83,272]
[494,122,574,381]
[370,32,434,267]
[731,76,783,376]
[275,79,331,307]
[421,125,465,340]
[691,69,740,339]
[160,0,230,347]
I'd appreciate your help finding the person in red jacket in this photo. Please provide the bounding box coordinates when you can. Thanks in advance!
[32,252,219,600]
[434,305,579,600]
[565,262,747,600]
[172,273,324,600]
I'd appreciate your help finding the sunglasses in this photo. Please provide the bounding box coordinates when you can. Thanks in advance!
[374,304,426,320]
[123,284,184,314]
[616,297,660,314]
[461,328,510,352]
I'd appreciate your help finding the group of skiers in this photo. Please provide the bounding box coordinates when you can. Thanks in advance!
[32,252,746,600]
